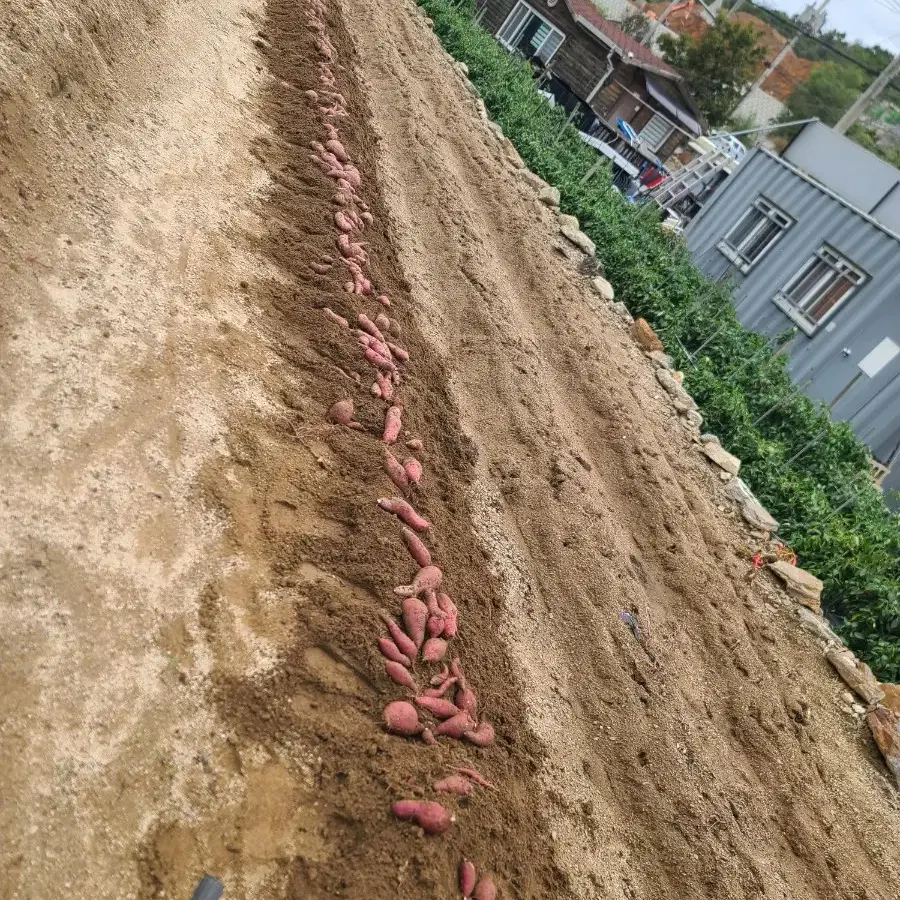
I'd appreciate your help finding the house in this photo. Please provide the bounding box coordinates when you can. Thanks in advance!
[684,122,900,499]
[479,0,704,163]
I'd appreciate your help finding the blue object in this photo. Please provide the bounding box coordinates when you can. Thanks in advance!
[617,118,639,142]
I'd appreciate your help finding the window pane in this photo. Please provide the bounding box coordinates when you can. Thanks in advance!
[499,4,528,43]
[536,30,562,62]
[787,258,830,305]
[806,276,854,322]
[742,219,780,263]
[727,208,764,247]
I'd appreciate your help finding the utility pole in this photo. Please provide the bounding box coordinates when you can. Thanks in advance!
[834,50,900,134]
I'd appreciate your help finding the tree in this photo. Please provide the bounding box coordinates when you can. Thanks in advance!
[618,10,651,42]
[659,14,765,126]
[781,61,866,126]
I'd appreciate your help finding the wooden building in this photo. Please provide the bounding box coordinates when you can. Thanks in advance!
[479,0,704,163]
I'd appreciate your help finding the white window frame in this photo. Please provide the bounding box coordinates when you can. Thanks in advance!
[772,244,867,336]
[496,1,565,65]
[717,196,792,273]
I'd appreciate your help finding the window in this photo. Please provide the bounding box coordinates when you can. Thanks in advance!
[639,113,674,151]
[773,245,867,335]
[717,197,792,272]
[496,2,564,65]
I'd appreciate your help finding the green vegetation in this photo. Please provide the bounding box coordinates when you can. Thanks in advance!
[658,14,766,126]
[417,0,900,680]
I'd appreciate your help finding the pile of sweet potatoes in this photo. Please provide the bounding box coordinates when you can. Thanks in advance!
[302,2,498,893]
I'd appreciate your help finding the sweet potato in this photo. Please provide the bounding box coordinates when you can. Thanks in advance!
[382,405,403,442]
[454,767,496,790]
[383,615,418,661]
[304,89,319,101]
[422,727,437,745]
[365,347,395,372]
[378,637,411,668]
[422,637,449,663]
[455,687,477,715]
[384,451,409,492]
[371,381,383,398]
[435,711,476,738]
[430,664,449,686]
[385,660,416,690]
[437,593,458,639]
[450,657,466,686]
[383,701,421,736]
[394,565,442,598]
[376,371,394,401]
[325,138,349,162]
[406,438,423,451]
[361,210,374,226]
[401,597,428,650]
[416,696,461,719]
[358,313,385,341]
[427,614,445,638]
[376,294,390,307]
[423,676,457,698]
[403,457,423,485]
[400,526,431,568]
[473,876,497,900]
[434,775,473,796]
[375,312,391,332]
[310,261,332,274]
[465,722,495,747]
[322,307,349,327]
[460,860,478,898]
[377,497,430,532]
[387,342,410,362]
[391,800,451,835]
[326,399,355,425]
[342,165,362,189]
[334,210,354,233]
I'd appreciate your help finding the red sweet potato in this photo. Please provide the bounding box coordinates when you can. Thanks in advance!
[394,565,443,598]
[383,405,403,442]
[358,313,385,341]
[435,711,476,738]
[450,657,466,686]
[465,722,495,747]
[416,696,461,719]
[322,307,349,327]
[378,637,411,668]
[376,371,394,401]
[437,593,458,639]
[422,637,448,663]
[387,342,409,362]
[384,660,416,690]
[384,451,409,492]
[403,456,423,485]
[400,526,431,568]
[473,876,497,900]
[376,294,391,307]
[460,860,478,898]
[406,438,423,451]
[423,676,457,698]
[401,597,428,649]
[377,498,431,532]
[334,210,354,233]
[310,261,332,274]
[383,700,421,736]
[326,399,355,425]
[365,347,395,372]
[434,775,473,796]
[455,687,477,715]
[454,767,496,790]
[375,312,391,332]
[391,800,451,835]
[427,614,445,637]
[383,615,418,661]
[422,727,437,745]
[325,138,349,162]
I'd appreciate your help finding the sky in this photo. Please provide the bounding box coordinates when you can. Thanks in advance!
[761,0,900,50]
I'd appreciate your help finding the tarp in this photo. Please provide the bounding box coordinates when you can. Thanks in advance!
[645,75,702,135]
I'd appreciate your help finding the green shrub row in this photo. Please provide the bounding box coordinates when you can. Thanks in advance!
[417,0,900,680]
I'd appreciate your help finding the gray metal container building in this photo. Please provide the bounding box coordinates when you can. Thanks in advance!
[684,125,900,499]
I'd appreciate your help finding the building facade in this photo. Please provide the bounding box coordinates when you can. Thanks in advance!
[480,0,703,162]
[684,123,900,497]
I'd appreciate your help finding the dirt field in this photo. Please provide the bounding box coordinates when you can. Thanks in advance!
[1,1,899,899]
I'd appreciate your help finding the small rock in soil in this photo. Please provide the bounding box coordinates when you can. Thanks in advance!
[591,275,614,300]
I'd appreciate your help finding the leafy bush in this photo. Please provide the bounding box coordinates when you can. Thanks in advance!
[417,0,900,680]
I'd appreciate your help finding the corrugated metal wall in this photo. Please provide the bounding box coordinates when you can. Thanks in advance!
[684,149,900,497]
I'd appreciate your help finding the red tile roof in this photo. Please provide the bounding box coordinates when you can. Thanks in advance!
[562,0,679,79]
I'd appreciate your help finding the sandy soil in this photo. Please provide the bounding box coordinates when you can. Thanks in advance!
[1,1,899,899]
